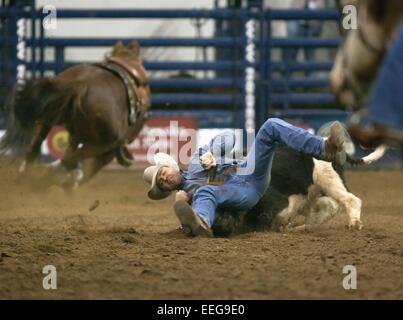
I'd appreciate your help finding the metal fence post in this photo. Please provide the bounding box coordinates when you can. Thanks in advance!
[265,9,272,119]
[39,8,45,77]
[55,46,64,73]
[242,7,256,136]
[9,4,17,86]
[30,0,36,79]
[257,1,266,128]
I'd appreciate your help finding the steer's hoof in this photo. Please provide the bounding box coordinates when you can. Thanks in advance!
[348,219,363,230]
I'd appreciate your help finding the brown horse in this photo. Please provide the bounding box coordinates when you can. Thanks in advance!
[0,41,151,188]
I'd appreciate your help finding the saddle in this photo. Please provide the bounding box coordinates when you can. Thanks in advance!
[94,56,149,125]
[108,56,149,86]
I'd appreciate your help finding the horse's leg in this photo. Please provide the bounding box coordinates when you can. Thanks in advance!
[40,137,79,187]
[60,138,80,171]
[20,122,51,174]
[59,143,116,189]
[80,150,116,185]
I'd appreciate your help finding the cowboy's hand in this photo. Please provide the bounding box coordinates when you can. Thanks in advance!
[175,190,189,202]
[199,151,217,171]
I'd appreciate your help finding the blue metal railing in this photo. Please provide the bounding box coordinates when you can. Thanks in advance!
[261,8,341,123]
[0,4,345,130]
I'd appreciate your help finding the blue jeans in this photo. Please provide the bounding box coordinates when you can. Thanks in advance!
[192,118,326,226]
[368,25,403,131]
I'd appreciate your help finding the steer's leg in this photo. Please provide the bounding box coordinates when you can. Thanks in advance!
[304,196,343,229]
[292,197,343,232]
[313,159,363,229]
[271,194,306,232]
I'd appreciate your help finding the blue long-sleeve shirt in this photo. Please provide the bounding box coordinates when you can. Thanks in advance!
[179,130,238,200]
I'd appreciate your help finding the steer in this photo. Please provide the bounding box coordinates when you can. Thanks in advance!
[212,143,386,236]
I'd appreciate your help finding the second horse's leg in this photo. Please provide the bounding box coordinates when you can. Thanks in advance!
[20,122,51,174]
[60,143,116,189]
[79,150,116,185]
[41,138,80,188]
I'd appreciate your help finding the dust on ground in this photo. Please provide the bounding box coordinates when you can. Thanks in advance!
[0,161,402,299]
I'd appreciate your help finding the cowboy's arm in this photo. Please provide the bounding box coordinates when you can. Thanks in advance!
[175,190,189,202]
[198,130,235,167]
[188,130,235,172]
[207,130,236,158]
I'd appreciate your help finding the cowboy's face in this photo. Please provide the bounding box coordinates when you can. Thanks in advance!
[157,166,183,191]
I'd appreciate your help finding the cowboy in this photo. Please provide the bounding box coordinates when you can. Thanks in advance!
[143,118,346,237]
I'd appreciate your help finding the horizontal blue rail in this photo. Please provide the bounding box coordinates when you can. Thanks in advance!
[0,60,334,73]
[267,9,340,20]
[0,79,329,91]
[271,61,334,71]
[270,93,336,104]
[151,78,242,89]
[0,8,339,21]
[271,78,329,88]
[49,8,246,19]
[151,93,241,105]
[0,61,246,72]
[150,78,330,89]
[0,77,330,90]
[271,37,340,48]
[27,37,242,48]
[2,36,339,49]
[144,61,244,71]
[269,109,348,118]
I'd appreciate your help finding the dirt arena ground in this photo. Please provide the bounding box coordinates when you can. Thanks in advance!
[0,161,402,300]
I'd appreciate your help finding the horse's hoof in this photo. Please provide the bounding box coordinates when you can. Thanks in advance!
[61,169,83,191]
[71,169,84,182]
[18,160,27,174]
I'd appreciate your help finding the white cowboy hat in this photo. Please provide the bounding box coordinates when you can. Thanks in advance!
[143,153,179,200]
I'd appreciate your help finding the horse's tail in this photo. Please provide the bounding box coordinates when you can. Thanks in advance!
[0,79,59,155]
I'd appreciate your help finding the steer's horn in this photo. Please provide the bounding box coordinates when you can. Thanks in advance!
[346,144,388,166]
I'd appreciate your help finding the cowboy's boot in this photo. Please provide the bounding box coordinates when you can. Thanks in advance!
[173,200,212,237]
[324,121,347,165]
